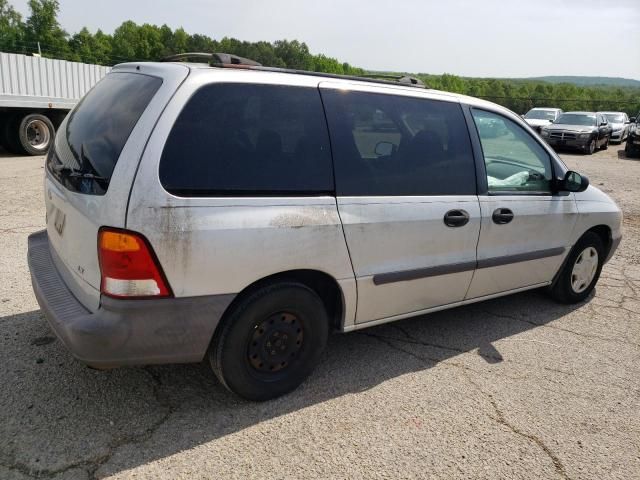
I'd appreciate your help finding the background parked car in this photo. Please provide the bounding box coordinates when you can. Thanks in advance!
[601,111,630,143]
[540,111,612,155]
[625,113,640,158]
[523,107,563,132]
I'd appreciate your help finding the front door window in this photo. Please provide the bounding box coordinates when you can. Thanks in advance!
[471,109,553,194]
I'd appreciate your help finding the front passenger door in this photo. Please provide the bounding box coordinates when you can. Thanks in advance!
[321,84,481,324]
[467,109,578,299]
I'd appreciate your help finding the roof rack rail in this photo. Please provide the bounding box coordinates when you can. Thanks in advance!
[359,74,425,87]
[161,52,262,67]
[160,52,427,88]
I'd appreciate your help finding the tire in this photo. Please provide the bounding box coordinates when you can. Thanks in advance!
[209,282,329,401]
[585,138,596,155]
[1,114,22,154]
[548,232,605,304]
[16,113,55,156]
[600,136,609,150]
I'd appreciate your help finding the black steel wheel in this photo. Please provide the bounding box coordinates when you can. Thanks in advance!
[247,312,304,374]
[209,281,329,401]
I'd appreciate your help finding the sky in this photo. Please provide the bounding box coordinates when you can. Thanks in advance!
[9,0,640,79]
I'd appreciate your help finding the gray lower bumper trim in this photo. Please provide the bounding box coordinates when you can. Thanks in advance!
[28,230,235,368]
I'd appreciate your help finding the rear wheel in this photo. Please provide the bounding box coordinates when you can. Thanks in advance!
[16,114,55,156]
[209,282,329,401]
[548,232,604,304]
[600,136,609,150]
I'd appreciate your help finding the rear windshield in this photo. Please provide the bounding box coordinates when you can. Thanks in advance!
[48,73,162,195]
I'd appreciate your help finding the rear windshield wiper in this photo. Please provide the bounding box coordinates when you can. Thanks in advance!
[51,164,107,182]
[67,171,108,182]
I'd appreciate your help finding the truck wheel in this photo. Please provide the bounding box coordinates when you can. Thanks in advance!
[548,232,604,304]
[16,114,55,156]
[1,115,20,153]
[209,281,329,401]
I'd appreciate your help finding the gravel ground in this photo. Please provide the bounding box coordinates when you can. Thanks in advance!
[0,145,638,480]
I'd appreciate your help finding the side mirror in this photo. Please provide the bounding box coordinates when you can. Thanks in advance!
[560,171,589,193]
[374,141,394,157]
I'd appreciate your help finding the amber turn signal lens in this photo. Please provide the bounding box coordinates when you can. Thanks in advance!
[99,231,141,252]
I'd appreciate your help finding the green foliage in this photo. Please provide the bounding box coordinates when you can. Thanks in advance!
[23,0,70,58]
[418,73,640,116]
[0,0,637,114]
[0,0,23,53]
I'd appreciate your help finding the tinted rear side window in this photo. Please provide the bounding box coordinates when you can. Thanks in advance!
[321,89,476,196]
[49,73,162,195]
[160,84,333,196]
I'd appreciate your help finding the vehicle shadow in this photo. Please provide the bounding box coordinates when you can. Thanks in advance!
[0,289,588,476]
[617,148,638,161]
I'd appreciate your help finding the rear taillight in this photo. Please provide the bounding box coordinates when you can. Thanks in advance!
[98,228,172,298]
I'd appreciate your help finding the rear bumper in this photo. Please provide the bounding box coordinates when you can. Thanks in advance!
[27,230,235,368]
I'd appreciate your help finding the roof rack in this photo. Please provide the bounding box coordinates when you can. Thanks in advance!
[359,74,425,87]
[160,52,427,88]
[161,52,262,67]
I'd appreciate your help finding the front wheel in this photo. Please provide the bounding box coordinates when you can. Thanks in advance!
[548,232,604,304]
[600,136,609,150]
[585,138,596,155]
[209,282,329,401]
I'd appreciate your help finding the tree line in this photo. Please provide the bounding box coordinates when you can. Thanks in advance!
[1,0,639,115]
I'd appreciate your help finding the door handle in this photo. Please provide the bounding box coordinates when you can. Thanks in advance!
[444,209,470,227]
[492,208,514,225]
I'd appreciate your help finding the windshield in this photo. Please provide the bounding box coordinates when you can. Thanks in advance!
[525,109,556,120]
[603,113,624,123]
[556,114,596,126]
[48,72,162,195]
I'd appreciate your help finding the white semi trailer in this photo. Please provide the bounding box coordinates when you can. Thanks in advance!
[0,52,111,155]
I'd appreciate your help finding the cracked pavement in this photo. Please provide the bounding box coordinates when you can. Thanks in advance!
[0,146,639,479]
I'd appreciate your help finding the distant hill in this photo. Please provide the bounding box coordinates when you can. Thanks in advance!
[524,76,640,88]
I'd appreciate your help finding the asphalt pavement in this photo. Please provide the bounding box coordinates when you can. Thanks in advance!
[0,145,638,479]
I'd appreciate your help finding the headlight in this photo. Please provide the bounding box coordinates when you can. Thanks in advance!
[579,133,591,139]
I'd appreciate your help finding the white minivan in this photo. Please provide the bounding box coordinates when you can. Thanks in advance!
[28,54,622,400]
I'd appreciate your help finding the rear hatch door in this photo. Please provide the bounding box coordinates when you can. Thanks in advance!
[45,63,189,311]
